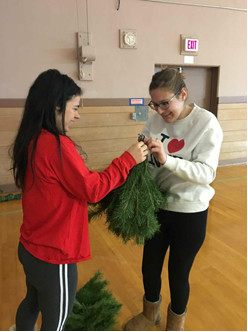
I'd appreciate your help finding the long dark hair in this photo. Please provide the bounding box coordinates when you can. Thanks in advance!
[10,69,82,190]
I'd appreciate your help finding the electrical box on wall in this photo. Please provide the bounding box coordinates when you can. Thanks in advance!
[131,106,149,121]
[77,32,96,81]
[119,29,137,49]
[180,34,199,56]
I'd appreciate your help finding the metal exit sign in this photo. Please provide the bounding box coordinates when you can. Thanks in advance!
[180,34,199,56]
[185,38,199,52]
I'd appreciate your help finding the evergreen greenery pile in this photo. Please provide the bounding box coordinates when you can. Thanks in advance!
[0,189,22,202]
[65,270,122,331]
[88,160,167,244]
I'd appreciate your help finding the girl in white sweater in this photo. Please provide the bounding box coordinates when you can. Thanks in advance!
[124,67,223,331]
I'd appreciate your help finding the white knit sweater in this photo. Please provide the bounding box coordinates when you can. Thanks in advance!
[142,104,223,213]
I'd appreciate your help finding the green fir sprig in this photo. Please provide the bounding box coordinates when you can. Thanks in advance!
[88,160,167,244]
[0,190,22,202]
[65,271,122,331]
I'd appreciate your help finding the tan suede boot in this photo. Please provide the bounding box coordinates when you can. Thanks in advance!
[124,295,162,331]
[165,304,186,331]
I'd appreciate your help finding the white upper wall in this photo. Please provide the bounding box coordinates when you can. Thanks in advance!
[0,0,246,99]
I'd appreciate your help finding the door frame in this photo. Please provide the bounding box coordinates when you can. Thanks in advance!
[155,64,220,117]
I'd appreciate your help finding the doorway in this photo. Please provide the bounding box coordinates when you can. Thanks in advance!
[155,65,219,116]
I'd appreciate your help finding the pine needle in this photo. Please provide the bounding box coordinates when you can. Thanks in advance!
[65,271,122,331]
[88,161,167,244]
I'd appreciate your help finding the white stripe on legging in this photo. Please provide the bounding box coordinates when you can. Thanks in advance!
[61,264,69,330]
[57,264,69,331]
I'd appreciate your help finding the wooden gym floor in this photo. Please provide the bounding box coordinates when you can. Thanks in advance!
[0,164,246,331]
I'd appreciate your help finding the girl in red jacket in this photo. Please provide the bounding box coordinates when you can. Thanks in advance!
[11,69,147,331]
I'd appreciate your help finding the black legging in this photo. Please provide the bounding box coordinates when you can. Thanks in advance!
[142,209,208,315]
[16,242,78,331]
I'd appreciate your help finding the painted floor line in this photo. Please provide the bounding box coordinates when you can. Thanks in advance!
[214,176,247,183]
[0,209,22,216]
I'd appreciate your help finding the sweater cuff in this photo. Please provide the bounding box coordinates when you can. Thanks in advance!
[162,155,178,171]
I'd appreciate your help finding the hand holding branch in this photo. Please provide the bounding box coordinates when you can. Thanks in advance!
[127,141,148,164]
[145,137,167,165]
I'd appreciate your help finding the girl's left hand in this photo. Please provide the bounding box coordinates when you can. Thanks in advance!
[145,137,167,165]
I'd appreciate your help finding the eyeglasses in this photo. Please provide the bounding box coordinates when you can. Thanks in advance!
[148,91,180,111]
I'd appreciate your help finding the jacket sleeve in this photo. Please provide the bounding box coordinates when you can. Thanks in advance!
[49,138,137,203]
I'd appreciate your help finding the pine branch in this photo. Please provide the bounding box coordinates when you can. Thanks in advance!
[65,271,122,331]
[88,160,167,244]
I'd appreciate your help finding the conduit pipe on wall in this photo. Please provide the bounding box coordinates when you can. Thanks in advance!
[141,0,247,12]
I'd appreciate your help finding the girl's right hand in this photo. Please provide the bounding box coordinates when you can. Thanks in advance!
[127,142,148,164]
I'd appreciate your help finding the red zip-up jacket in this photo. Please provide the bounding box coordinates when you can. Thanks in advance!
[20,129,136,264]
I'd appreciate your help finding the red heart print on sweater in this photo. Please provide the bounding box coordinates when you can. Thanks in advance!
[167,139,185,153]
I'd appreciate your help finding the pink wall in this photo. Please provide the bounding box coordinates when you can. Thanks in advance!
[0,0,246,99]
